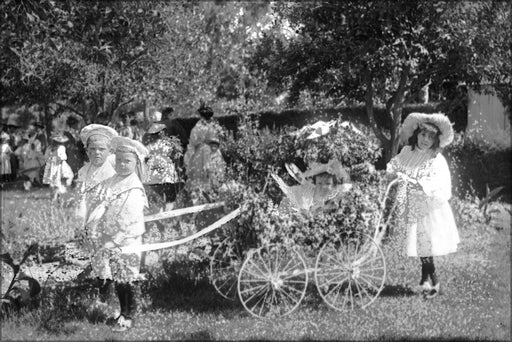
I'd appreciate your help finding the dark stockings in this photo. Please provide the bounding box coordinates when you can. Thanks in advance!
[115,282,139,320]
[420,257,438,286]
[98,279,113,303]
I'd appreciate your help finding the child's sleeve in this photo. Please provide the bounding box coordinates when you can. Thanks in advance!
[418,154,452,203]
[111,189,146,245]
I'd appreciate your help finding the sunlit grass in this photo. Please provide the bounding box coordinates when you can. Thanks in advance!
[1,189,510,341]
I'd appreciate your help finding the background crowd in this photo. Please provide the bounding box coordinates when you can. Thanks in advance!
[0,104,225,211]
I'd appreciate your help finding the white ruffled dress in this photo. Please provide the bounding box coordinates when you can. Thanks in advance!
[387,145,460,257]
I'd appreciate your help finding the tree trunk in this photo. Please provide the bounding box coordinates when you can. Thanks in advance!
[43,104,52,139]
[364,69,390,151]
[386,65,410,161]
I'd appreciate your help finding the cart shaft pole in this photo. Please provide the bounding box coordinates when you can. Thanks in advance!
[122,207,240,253]
[143,202,226,222]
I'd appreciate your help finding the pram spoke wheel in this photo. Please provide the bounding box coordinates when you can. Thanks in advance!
[237,245,308,318]
[315,231,386,311]
[210,237,244,300]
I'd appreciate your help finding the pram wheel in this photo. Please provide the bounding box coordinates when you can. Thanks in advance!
[315,231,386,311]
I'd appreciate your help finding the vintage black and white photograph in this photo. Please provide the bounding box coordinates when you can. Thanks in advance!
[1,0,510,340]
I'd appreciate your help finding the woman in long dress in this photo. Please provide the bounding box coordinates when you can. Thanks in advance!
[182,104,224,204]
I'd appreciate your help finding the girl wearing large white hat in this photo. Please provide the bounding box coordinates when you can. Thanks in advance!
[386,112,460,299]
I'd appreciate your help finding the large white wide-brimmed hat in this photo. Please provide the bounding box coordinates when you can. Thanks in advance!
[400,112,454,148]
[80,124,118,146]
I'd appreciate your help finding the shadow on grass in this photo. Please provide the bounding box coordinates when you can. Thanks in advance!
[36,283,98,334]
[170,329,214,341]
[144,259,242,317]
[379,284,416,297]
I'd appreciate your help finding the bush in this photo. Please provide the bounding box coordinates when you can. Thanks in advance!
[444,132,511,201]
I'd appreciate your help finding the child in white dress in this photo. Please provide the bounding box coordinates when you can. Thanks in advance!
[0,132,12,183]
[386,112,460,299]
[42,133,74,200]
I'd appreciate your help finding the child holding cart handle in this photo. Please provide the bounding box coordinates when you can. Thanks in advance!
[386,112,460,299]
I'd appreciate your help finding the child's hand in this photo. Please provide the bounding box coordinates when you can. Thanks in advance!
[396,172,417,185]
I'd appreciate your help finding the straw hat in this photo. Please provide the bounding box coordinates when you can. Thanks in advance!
[400,113,454,148]
[302,159,348,181]
[80,124,118,146]
[111,136,149,164]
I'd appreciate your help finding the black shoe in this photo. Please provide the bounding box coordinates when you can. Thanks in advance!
[424,283,440,299]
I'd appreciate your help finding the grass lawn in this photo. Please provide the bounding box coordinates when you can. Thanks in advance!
[1,188,510,341]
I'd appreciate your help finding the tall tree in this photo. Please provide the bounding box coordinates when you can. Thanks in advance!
[1,0,273,126]
[249,1,511,161]
[1,0,167,127]
[153,1,271,115]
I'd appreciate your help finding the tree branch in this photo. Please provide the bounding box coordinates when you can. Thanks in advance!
[112,96,135,123]
[364,69,389,145]
[55,102,85,118]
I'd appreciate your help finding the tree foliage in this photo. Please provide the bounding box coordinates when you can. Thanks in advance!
[249,0,511,160]
[153,1,272,116]
[1,0,273,125]
[2,0,166,124]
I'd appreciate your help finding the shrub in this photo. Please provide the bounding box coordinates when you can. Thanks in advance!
[444,131,511,201]
[449,193,488,229]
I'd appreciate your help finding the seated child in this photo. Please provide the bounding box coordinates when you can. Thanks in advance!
[273,159,351,215]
